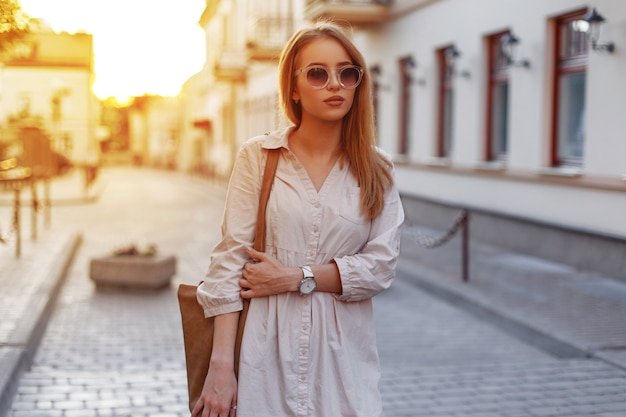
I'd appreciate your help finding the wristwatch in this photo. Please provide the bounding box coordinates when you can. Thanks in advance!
[298,265,317,295]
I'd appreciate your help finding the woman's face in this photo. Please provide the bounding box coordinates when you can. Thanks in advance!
[292,37,359,124]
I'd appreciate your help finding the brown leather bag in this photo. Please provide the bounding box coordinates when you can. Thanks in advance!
[177,148,279,412]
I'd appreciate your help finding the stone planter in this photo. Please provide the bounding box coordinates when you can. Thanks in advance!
[89,254,176,289]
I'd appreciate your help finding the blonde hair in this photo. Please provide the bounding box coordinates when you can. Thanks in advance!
[277,21,393,220]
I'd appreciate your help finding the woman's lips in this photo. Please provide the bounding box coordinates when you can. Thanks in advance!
[324,96,345,105]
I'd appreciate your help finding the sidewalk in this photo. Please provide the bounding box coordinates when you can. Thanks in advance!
[2,169,626,415]
[399,222,626,371]
[0,169,97,417]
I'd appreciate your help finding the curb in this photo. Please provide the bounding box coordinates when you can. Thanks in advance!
[0,233,82,417]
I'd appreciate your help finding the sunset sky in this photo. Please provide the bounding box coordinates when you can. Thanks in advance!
[19,0,207,102]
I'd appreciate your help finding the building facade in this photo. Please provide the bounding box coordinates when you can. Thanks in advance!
[0,23,99,166]
[185,0,626,279]
[178,0,303,179]
[127,95,180,168]
[345,0,626,279]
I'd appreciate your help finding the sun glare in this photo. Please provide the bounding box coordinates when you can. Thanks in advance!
[19,0,206,101]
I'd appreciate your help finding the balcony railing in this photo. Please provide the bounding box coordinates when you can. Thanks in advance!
[246,17,295,62]
[214,48,247,83]
[304,0,392,26]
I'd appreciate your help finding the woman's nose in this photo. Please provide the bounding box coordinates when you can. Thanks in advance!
[327,70,341,90]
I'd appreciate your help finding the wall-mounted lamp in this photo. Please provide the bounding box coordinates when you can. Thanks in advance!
[403,56,416,69]
[500,32,530,68]
[371,64,391,91]
[396,56,425,86]
[444,46,470,78]
[404,56,427,86]
[581,8,615,53]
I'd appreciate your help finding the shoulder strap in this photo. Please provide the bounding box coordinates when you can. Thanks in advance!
[253,148,280,252]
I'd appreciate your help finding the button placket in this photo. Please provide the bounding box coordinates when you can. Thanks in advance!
[294,154,323,416]
[296,295,312,416]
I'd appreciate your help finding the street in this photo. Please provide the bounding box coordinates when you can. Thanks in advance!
[6,167,626,417]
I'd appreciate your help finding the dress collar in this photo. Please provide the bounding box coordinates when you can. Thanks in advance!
[261,126,295,150]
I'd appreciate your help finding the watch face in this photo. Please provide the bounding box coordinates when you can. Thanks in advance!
[300,277,317,295]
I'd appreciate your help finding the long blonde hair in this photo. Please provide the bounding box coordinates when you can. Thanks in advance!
[277,21,393,220]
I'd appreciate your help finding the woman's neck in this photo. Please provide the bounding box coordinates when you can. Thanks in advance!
[290,122,342,158]
[289,124,344,191]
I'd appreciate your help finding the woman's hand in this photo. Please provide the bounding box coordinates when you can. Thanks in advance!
[239,247,299,298]
[191,361,238,417]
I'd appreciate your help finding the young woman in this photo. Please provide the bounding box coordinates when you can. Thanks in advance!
[194,21,405,417]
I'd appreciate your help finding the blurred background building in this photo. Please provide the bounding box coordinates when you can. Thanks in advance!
[0,20,99,167]
[178,0,303,179]
[127,95,180,169]
[181,0,626,280]
[1,0,624,280]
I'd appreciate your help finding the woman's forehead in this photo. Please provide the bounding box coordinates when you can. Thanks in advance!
[296,37,351,66]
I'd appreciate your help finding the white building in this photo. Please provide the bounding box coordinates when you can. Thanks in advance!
[127,95,180,168]
[178,0,303,179]
[0,24,99,166]
[340,0,626,280]
[185,0,626,280]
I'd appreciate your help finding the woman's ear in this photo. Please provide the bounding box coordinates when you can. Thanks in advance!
[292,90,300,104]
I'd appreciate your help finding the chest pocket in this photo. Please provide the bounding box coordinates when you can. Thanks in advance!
[339,187,368,225]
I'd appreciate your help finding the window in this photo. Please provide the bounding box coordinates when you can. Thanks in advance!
[398,57,414,155]
[551,9,588,167]
[436,47,455,158]
[18,92,31,115]
[485,31,511,161]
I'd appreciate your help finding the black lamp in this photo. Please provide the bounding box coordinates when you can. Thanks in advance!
[444,46,470,78]
[582,8,615,53]
[444,45,460,67]
[500,32,530,68]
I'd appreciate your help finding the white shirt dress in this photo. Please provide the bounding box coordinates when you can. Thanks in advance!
[197,127,405,417]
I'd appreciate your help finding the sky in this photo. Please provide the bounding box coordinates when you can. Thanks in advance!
[19,0,207,103]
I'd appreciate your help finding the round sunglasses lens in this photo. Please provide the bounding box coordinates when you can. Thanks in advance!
[306,67,329,87]
[340,68,360,87]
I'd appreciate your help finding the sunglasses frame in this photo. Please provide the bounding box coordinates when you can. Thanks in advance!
[295,65,364,90]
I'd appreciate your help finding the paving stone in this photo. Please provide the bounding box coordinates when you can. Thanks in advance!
[400,227,626,366]
[4,167,626,417]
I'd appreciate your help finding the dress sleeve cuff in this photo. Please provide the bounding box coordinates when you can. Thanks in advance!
[332,256,358,302]
[197,292,243,318]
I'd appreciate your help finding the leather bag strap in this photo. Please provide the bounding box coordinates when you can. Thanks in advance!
[254,148,280,252]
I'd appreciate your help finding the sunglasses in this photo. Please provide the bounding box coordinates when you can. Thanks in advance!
[295,65,364,90]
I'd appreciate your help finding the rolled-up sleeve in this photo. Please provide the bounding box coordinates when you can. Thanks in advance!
[196,139,265,318]
[333,182,405,302]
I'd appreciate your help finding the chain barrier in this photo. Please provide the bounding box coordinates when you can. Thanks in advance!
[405,209,470,282]
[406,210,469,248]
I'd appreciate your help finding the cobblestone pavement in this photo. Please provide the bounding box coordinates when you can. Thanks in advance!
[400,223,626,370]
[4,167,626,417]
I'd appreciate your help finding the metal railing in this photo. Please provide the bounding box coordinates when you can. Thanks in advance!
[1,126,78,258]
[405,210,470,282]
[246,16,294,53]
